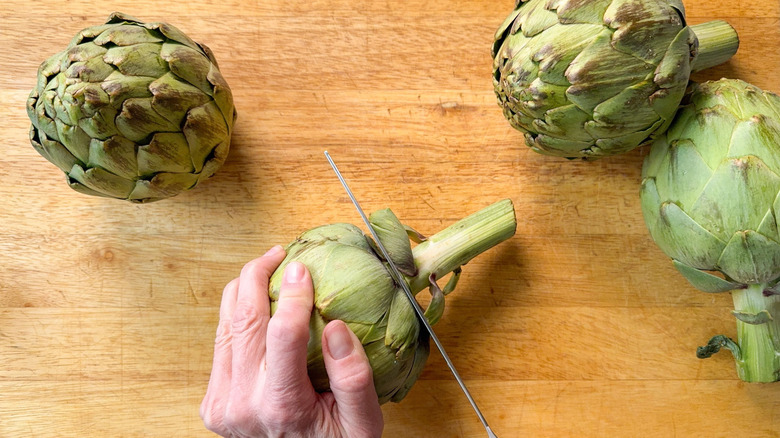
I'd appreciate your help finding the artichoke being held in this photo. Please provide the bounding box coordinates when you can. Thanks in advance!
[27,12,236,203]
[268,199,517,403]
[492,0,739,159]
[641,79,780,382]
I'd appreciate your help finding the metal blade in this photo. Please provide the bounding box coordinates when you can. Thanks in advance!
[324,151,498,438]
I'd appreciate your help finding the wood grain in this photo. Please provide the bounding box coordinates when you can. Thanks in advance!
[2,1,780,437]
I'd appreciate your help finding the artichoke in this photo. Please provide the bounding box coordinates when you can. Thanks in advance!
[641,79,780,382]
[268,199,517,403]
[27,12,236,203]
[492,0,739,159]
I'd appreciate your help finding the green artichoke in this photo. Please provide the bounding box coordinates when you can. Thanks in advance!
[27,12,236,203]
[268,199,517,403]
[492,0,739,159]
[641,79,780,382]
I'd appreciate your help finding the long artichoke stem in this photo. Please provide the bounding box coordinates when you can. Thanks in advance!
[731,284,780,382]
[689,20,740,72]
[406,199,516,295]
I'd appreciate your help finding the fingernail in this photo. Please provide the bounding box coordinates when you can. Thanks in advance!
[283,261,306,283]
[264,245,284,257]
[326,321,354,360]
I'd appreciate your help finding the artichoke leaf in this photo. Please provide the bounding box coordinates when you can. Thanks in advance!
[653,138,713,210]
[127,172,199,202]
[88,136,139,179]
[161,42,215,95]
[442,267,461,296]
[756,208,780,243]
[606,0,685,64]
[550,0,612,25]
[54,120,91,165]
[727,115,780,173]
[365,339,415,404]
[150,72,212,126]
[656,199,727,270]
[672,260,739,293]
[103,43,169,78]
[697,334,742,361]
[424,275,445,327]
[592,118,663,157]
[389,333,430,403]
[528,132,593,157]
[673,107,738,170]
[404,225,426,243]
[642,133,671,178]
[732,309,773,325]
[385,288,420,356]
[588,81,660,135]
[689,156,780,242]
[30,129,80,173]
[369,208,417,276]
[93,23,163,46]
[183,101,230,173]
[306,310,330,391]
[67,164,135,199]
[718,230,780,285]
[565,29,653,114]
[115,97,179,143]
[198,142,230,182]
[137,133,195,176]
[515,0,558,38]
[653,28,694,90]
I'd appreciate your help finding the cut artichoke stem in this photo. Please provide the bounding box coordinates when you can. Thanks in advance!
[405,199,516,295]
[727,284,780,382]
[689,20,740,72]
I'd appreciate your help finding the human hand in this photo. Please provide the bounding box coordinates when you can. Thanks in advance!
[200,245,384,437]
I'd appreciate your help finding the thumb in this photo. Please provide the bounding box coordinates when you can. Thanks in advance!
[322,320,384,437]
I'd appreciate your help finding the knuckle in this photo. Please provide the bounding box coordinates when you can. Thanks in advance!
[223,277,239,294]
[214,318,233,347]
[231,301,266,335]
[200,399,225,433]
[241,258,274,282]
[259,403,299,431]
[223,402,254,431]
[331,365,374,393]
[266,313,310,347]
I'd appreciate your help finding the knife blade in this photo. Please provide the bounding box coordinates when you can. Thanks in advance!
[324,151,498,438]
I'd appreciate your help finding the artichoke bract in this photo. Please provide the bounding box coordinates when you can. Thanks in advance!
[27,12,236,202]
[641,79,780,382]
[492,0,739,159]
[268,199,517,403]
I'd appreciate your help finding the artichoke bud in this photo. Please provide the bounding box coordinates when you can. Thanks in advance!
[268,200,517,402]
[492,0,739,159]
[641,79,780,383]
[368,208,418,276]
[27,12,236,202]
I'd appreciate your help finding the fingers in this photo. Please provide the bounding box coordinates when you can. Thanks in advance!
[227,245,287,407]
[322,320,384,437]
[264,261,317,406]
[200,278,240,434]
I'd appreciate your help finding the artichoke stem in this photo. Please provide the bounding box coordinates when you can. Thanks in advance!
[406,199,516,295]
[690,20,740,72]
[730,284,780,382]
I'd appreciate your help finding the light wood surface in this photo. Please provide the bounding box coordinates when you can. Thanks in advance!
[2,1,780,436]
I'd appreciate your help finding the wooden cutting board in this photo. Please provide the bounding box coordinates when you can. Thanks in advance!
[2,1,779,436]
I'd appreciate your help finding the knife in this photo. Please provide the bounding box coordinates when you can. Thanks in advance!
[324,151,499,438]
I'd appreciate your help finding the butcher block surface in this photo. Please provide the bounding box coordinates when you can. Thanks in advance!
[1,1,780,436]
